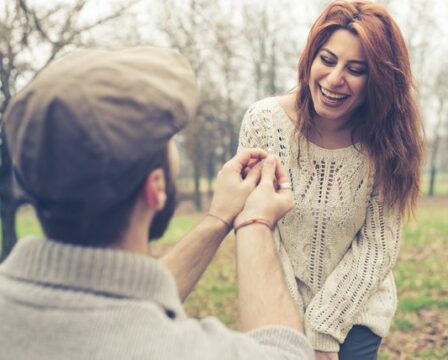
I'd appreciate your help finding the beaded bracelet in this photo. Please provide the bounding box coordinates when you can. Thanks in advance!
[234,218,273,233]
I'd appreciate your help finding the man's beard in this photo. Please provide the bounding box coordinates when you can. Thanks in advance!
[148,177,177,241]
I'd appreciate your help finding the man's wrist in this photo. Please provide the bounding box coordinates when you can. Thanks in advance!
[204,213,232,233]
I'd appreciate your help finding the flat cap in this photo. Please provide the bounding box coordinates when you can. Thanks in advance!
[4,46,198,218]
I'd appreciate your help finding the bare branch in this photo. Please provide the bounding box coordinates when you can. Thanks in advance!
[77,3,134,34]
[42,1,138,68]
[18,0,54,44]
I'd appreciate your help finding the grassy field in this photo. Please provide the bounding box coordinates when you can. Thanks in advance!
[2,196,448,359]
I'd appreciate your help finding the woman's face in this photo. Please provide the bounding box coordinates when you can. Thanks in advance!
[309,29,368,125]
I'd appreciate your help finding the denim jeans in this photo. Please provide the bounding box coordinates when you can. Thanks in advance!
[339,325,382,360]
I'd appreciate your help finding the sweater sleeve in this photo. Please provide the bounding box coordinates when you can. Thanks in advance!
[238,101,275,152]
[304,183,402,352]
[170,316,314,360]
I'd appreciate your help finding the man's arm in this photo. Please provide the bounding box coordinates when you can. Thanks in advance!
[236,225,303,332]
[160,216,228,302]
[161,148,267,302]
[235,155,303,333]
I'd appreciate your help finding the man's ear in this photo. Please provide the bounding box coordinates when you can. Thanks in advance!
[143,169,166,210]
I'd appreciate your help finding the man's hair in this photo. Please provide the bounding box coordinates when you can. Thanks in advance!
[38,145,171,247]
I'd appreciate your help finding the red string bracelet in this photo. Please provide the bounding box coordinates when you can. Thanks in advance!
[234,218,273,233]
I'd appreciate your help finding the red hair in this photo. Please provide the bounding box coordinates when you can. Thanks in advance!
[296,0,425,216]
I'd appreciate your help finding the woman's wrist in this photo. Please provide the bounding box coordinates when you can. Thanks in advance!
[234,218,273,233]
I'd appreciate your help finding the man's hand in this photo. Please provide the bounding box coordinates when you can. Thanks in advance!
[208,148,268,226]
[234,155,293,227]
[315,351,338,360]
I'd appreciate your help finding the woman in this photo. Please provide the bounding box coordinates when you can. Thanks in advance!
[238,1,425,359]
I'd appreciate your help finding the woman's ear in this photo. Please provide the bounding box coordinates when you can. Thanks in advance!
[143,168,166,211]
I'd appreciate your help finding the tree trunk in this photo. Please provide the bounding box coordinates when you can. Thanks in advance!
[228,122,238,156]
[427,102,444,197]
[428,166,436,197]
[206,152,215,198]
[0,135,18,262]
[193,153,202,211]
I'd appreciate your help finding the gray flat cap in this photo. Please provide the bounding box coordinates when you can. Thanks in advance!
[4,46,198,218]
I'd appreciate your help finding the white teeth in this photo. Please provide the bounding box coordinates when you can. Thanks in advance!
[321,87,347,100]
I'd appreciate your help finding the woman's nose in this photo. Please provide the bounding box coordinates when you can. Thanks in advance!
[326,66,345,87]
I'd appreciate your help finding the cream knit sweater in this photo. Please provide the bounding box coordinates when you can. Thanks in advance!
[238,97,402,352]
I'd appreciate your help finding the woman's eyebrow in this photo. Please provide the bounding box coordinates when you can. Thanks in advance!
[321,48,337,57]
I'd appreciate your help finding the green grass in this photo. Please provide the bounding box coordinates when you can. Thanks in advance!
[399,298,448,312]
[0,207,44,243]
[392,318,414,331]
[379,197,448,358]
[184,236,238,327]
[159,214,202,244]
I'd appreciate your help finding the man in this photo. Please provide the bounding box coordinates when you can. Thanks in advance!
[0,47,312,359]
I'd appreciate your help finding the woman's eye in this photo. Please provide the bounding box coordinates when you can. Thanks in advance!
[348,67,367,76]
[320,55,335,65]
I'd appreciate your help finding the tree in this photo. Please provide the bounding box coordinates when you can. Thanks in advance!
[378,0,443,195]
[0,0,135,261]
[241,0,305,100]
[153,0,313,209]
[428,67,448,196]
[155,0,247,210]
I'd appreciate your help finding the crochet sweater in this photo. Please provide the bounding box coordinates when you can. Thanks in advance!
[238,97,401,352]
[0,237,313,360]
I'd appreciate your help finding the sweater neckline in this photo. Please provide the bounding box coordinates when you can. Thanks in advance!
[269,97,362,158]
[0,237,184,317]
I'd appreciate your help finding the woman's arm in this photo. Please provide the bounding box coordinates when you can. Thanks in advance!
[304,184,401,352]
[238,101,275,152]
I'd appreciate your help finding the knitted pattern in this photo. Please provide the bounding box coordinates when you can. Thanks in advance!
[0,237,313,360]
[239,97,401,352]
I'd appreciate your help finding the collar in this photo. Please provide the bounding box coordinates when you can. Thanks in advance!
[0,237,184,318]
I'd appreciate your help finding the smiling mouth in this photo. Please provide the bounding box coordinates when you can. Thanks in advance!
[319,85,350,101]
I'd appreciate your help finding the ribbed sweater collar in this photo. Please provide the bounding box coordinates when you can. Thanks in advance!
[0,237,184,317]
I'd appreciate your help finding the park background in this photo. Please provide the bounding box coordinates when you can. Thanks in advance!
[0,0,447,359]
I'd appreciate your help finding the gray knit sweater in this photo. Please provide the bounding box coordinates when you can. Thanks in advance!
[0,237,312,360]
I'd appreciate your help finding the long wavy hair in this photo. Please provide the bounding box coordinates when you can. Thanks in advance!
[296,0,425,216]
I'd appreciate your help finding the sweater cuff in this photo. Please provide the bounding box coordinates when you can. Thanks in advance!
[306,330,340,352]
[248,326,314,359]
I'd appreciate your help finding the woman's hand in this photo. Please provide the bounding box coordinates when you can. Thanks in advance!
[234,155,294,228]
[315,351,338,360]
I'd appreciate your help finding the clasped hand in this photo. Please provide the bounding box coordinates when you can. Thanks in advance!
[208,148,294,229]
